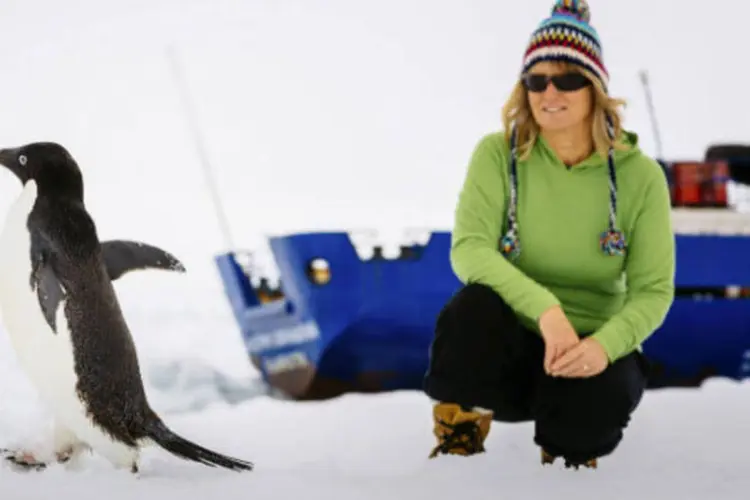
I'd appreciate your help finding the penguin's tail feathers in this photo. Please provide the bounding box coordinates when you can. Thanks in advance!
[145,418,254,472]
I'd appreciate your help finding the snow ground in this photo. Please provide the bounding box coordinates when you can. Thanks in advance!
[2,383,750,499]
[2,270,750,499]
[0,0,749,498]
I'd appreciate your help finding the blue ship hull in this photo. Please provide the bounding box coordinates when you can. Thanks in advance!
[215,228,750,399]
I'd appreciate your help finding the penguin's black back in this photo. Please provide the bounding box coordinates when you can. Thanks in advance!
[28,196,154,446]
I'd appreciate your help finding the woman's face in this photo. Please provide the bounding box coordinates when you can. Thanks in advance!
[524,61,594,133]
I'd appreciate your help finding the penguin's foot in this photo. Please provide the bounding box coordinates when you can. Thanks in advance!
[54,442,90,464]
[52,422,88,460]
[55,448,74,464]
[1,448,47,471]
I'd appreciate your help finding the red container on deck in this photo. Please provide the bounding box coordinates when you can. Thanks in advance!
[671,161,728,207]
[672,162,702,206]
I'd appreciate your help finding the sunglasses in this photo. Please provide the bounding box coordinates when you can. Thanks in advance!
[521,72,591,92]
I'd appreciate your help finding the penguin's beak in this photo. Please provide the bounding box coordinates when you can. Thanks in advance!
[0,147,29,183]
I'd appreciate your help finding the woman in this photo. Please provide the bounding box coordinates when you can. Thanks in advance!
[423,0,675,469]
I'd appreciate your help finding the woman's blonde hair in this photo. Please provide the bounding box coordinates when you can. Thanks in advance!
[501,62,628,160]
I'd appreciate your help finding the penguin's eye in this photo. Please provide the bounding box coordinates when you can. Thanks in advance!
[18,155,27,166]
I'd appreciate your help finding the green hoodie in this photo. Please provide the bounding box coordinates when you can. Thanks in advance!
[450,130,675,362]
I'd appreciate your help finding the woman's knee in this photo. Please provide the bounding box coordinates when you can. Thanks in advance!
[538,351,648,423]
[430,283,513,357]
[594,352,649,418]
[533,351,648,459]
[425,283,538,417]
[437,283,517,337]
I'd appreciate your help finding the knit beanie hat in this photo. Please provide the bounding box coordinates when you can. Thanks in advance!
[499,0,627,262]
[522,0,608,92]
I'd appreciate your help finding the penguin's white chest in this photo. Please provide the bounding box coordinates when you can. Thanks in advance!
[0,182,87,421]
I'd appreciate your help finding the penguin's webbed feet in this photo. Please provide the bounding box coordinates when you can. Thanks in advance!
[55,448,74,464]
[1,448,48,471]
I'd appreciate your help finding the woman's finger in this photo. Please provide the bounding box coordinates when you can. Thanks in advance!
[544,344,556,373]
[556,352,595,378]
[550,344,584,374]
[570,355,596,378]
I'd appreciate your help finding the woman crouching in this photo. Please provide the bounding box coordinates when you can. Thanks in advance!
[423,0,675,469]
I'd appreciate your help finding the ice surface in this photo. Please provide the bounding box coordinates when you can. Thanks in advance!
[2,386,750,498]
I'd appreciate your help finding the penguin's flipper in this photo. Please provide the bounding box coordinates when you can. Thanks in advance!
[29,231,65,334]
[100,240,186,281]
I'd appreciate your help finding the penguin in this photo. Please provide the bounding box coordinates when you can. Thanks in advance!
[0,141,253,473]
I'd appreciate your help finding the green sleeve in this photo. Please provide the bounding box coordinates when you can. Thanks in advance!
[592,162,676,361]
[450,133,561,324]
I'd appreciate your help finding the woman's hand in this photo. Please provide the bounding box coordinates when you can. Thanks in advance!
[549,337,609,378]
[538,305,580,375]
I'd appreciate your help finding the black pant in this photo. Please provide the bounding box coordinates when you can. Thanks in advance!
[423,283,649,463]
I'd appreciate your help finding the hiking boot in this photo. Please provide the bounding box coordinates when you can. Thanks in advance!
[428,402,492,458]
[541,448,597,469]
[565,458,597,470]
